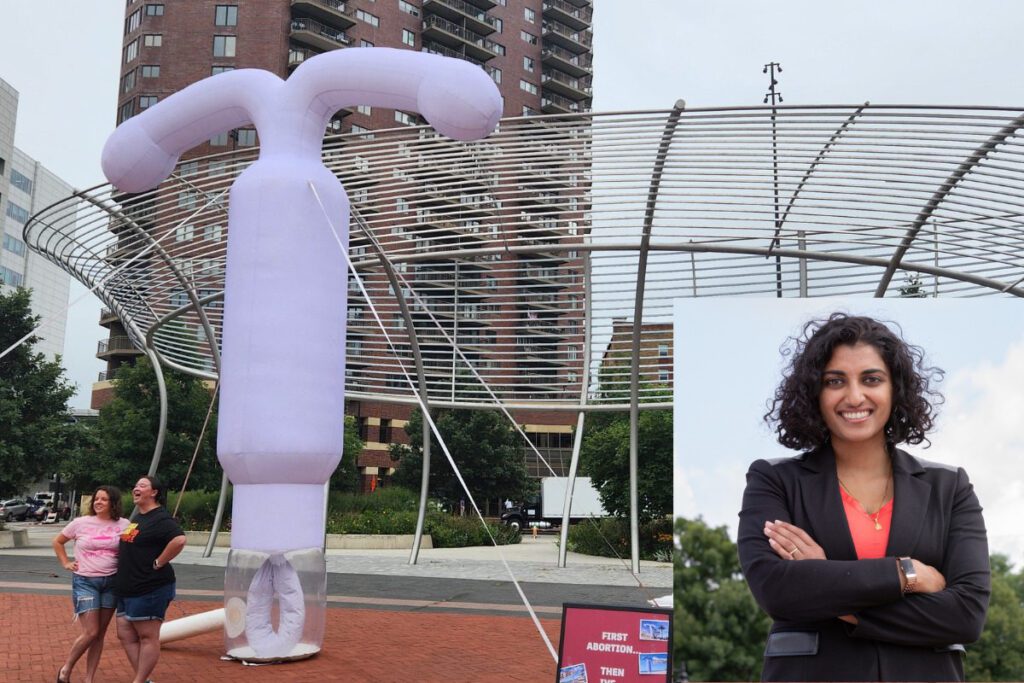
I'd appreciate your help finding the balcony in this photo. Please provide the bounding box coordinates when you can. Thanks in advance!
[288,47,322,69]
[290,0,356,29]
[423,0,497,36]
[541,20,592,54]
[421,41,485,67]
[542,0,592,31]
[97,335,143,359]
[99,307,120,326]
[541,92,586,114]
[461,0,496,9]
[519,266,566,286]
[290,17,351,51]
[541,44,592,78]
[542,69,592,101]
[422,15,500,62]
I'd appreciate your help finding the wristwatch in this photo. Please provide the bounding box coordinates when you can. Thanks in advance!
[898,556,917,593]
[153,559,162,570]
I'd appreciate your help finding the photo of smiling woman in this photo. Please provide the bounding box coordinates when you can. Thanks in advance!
[737,313,990,682]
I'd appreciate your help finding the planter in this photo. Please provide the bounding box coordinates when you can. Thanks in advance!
[183,531,432,550]
[0,529,29,549]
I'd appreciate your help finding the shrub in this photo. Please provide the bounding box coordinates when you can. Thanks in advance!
[425,513,520,548]
[566,516,672,561]
[327,486,418,515]
[167,489,231,530]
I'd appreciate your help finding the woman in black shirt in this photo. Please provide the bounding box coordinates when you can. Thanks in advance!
[114,475,187,683]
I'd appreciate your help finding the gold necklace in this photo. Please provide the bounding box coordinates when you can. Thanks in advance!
[837,470,892,531]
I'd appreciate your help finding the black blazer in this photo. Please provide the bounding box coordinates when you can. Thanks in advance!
[737,445,990,682]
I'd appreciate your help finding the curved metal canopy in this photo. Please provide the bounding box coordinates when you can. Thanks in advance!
[25,105,1024,413]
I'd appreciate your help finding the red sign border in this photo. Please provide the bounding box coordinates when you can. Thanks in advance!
[555,602,673,683]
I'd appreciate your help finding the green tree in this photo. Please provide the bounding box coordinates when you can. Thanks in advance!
[675,517,770,682]
[579,409,672,521]
[389,408,534,510]
[69,355,221,494]
[966,554,1024,681]
[329,415,365,493]
[0,288,76,497]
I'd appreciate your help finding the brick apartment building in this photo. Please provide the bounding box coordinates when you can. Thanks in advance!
[96,0,594,492]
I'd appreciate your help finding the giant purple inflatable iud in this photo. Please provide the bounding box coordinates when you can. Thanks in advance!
[102,48,502,661]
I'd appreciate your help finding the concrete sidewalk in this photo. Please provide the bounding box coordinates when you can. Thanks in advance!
[7,524,672,588]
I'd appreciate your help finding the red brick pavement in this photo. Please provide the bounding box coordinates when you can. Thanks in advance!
[1,593,562,682]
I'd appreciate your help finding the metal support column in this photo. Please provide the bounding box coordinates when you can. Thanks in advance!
[628,101,684,574]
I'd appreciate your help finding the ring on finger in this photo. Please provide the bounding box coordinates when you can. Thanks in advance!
[788,547,799,557]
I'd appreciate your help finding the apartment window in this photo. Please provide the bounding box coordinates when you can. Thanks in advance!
[401,29,415,47]
[0,265,24,287]
[659,370,670,384]
[208,161,227,177]
[379,418,392,444]
[123,38,140,63]
[210,132,229,146]
[177,190,197,209]
[213,35,236,57]
[235,129,256,146]
[493,17,502,32]
[10,169,33,194]
[489,67,501,84]
[351,124,374,139]
[519,80,538,95]
[491,42,505,56]
[118,100,135,123]
[523,56,534,72]
[169,290,189,308]
[658,343,669,357]
[355,9,379,27]
[394,112,417,127]
[524,7,535,22]
[199,288,222,308]
[396,197,409,213]
[360,39,374,47]
[174,224,194,241]
[211,65,234,75]
[178,161,199,177]
[3,233,26,257]
[356,104,371,115]
[140,64,160,78]
[125,8,142,34]
[5,201,30,224]
[138,95,158,110]
[398,0,419,16]
[204,224,223,242]
[214,5,238,26]
[520,30,537,45]
[143,34,162,47]
[120,69,136,93]
[145,4,164,16]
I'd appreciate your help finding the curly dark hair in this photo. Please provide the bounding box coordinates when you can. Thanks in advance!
[764,313,943,451]
[90,485,124,520]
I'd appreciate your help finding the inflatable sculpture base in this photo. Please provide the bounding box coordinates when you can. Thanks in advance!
[223,548,326,662]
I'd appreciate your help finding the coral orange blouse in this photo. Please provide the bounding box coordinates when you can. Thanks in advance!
[840,487,893,559]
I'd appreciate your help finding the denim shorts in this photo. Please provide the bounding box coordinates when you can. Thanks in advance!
[116,582,176,622]
[71,574,117,614]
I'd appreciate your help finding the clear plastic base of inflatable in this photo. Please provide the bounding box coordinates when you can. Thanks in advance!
[223,547,326,663]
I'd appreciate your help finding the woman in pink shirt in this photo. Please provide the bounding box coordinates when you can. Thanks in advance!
[52,485,130,683]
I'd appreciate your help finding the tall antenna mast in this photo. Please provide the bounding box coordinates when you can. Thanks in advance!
[764,62,784,297]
